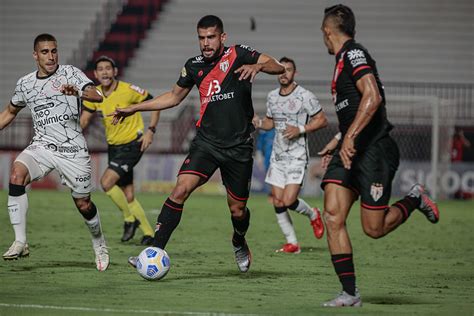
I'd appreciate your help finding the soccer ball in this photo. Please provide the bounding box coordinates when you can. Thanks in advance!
[136,247,170,281]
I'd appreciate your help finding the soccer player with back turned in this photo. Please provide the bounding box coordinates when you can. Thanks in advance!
[111,15,284,272]
[81,56,159,245]
[318,5,440,306]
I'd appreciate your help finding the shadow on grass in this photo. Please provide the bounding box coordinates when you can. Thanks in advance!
[364,295,431,305]
[171,269,288,281]
[6,260,98,271]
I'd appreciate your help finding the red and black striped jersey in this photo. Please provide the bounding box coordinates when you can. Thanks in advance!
[332,39,393,148]
[177,45,261,148]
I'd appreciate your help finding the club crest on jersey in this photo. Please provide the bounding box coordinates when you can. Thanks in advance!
[370,183,384,202]
[52,79,62,91]
[220,60,229,73]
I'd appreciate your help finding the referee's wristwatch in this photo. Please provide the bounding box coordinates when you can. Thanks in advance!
[148,126,156,134]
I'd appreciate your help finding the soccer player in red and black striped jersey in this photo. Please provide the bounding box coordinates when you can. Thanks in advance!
[318,5,440,307]
[111,15,284,273]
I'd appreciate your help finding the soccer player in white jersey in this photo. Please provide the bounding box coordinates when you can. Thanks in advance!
[0,34,110,271]
[253,57,327,253]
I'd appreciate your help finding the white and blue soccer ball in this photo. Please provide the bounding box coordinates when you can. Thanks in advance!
[136,247,170,281]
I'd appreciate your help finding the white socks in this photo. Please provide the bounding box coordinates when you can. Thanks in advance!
[276,212,297,244]
[8,194,28,243]
[84,212,103,239]
[290,198,316,220]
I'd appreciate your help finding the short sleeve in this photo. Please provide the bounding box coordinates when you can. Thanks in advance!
[176,62,194,88]
[69,66,94,91]
[82,99,97,112]
[128,83,149,103]
[236,45,261,65]
[303,90,322,116]
[11,78,26,108]
[344,48,374,82]
[265,92,273,118]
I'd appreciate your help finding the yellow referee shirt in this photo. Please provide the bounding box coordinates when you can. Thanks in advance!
[83,81,150,145]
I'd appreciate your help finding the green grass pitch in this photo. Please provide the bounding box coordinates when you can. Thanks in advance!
[0,190,473,315]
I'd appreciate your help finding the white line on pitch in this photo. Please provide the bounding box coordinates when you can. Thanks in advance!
[0,303,263,316]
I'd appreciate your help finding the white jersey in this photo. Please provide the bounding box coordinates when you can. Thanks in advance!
[11,65,92,158]
[266,85,322,163]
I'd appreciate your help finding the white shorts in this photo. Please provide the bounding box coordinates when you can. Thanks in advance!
[15,144,92,198]
[265,159,307,189]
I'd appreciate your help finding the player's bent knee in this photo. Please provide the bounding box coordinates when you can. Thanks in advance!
[10,166,28,185]
[273,198,285,207]
[74,197,92,213]
[229,203,246,219]
[169,185,189,203]
[362,226,384,239]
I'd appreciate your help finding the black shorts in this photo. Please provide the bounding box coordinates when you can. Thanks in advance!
[179,137,254,201]
[108,139,143,187]
[321,135,400,209]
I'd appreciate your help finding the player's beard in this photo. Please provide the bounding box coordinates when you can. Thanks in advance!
[201,45,223,63]
[279,77,294,88]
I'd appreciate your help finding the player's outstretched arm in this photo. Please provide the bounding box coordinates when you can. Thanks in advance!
[110,84,191,125]
[141,110,161,152]
[234,54,284,82]
[0,103,22,130]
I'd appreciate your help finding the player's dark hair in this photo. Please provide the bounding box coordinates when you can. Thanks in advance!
[324,4,356,38]
[279,56,296,71]
[33,33,57,50]
[94,55,117,69]
[197,15,224,33]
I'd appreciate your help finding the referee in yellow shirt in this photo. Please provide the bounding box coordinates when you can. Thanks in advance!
[81,56,159,245]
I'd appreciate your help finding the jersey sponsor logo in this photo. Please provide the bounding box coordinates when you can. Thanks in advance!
[219,60,229,73]
[347,49,365,60]
[223,47,232,56]
[33,102,55,112]
[47,143,80,153]
[370,183,384,202]
[181,67,187,77]
[192,56,204,63]
[75,174,91,183]
[200,91,235,104]
[35,110,74,128]
[121,164,129,172]
[335,99,349,112]
[347,49,367,68]
[130,84,146,95]
[239,44,255,52]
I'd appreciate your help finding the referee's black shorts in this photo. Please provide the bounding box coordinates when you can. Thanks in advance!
[108,139,143,186]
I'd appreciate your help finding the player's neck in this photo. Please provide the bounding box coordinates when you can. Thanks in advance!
[101,80,118,97]
[333,36,352,56]
[279,82,297,96]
